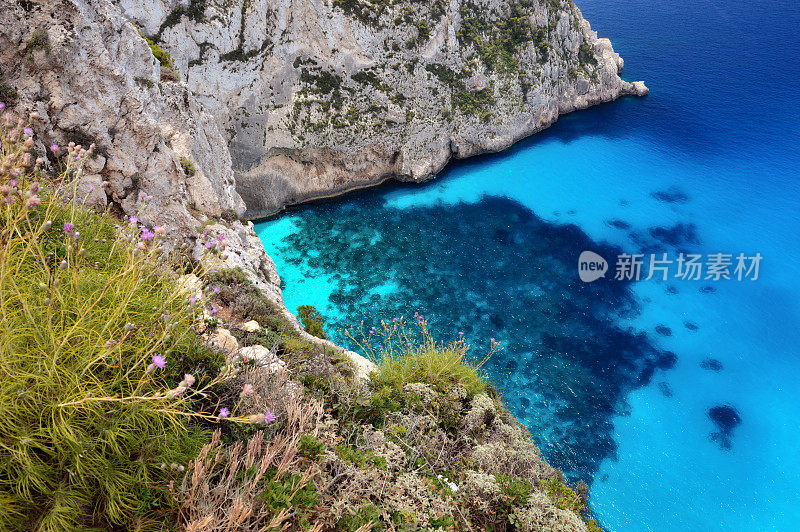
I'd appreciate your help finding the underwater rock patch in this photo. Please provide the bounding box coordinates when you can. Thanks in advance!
[607,219,631,230]
[700,358,724,372]
[648,222,700,248]
[275,193,677,481]
[708,404,741,450]
[655,325,672,336]
[651,186,690,204]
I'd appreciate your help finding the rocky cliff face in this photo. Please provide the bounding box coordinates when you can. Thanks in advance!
[115,0,646,218]
[3,0,270,288]
[0,0,340,359]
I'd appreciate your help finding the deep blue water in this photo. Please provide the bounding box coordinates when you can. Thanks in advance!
[255,0,800,529]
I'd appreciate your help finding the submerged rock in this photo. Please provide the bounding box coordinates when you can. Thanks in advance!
[700,358,724,372]
[708,404,742,450]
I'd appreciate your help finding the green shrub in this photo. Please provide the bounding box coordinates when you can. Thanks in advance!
[335,445,387,469]
[0,125,223,530]
[25,28,51,54]
[134,25,180,81]
[297,304,327,339]
[369,327,491,399]
[0,82,18,104]
[540,475,586,515]
[179,156,196,176]
[297,434,325,460]
[259,469,319,527]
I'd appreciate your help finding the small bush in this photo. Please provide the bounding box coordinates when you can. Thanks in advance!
[0,82,18,104]
[179,156,196,176]
[363,321,493,399]
[298,433,325,460]
[297,304,327,339]
[25,28,51,54]
[134,26,180,81]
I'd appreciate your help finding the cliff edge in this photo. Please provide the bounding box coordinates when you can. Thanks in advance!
[116,0,647,218]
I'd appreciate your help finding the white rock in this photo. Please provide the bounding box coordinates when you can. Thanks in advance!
[238,320,262,333]
[240,345,286,373]
[209,328,239,354]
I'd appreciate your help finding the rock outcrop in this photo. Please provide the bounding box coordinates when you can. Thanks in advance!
[115,0,647,218]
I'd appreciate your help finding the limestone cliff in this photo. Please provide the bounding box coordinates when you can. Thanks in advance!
[115,0,647,218]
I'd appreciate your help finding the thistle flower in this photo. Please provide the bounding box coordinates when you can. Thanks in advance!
[218,407,230,418]
[128,216,137,225]
[166,385,187,398]
[212,285,220,294]
[23,127,33,137]
[210,305,218,315]
[264,410,276,423]
[140,227,155,241]
[189,296,197,305]
[63,222,74,234]
[248,413,265,424]
[50,144,59,153]
[0,102,5,111]
[240,384,254,397]
[151,354,166,368]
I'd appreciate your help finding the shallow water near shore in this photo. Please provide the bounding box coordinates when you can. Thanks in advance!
[256,0,800,529]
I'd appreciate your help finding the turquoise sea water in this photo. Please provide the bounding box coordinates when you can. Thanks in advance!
[255,0,800,529]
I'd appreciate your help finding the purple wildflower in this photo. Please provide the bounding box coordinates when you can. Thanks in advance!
[140,227,155,241]
[129,216,137,225]
[0,102,5,111]
[9,179,17,188]
[63,222,74,234]
[23,127,33,137]
[50,144,59,153]
[210,305,218,315]
[151,354,166,369]
[264,411,276,423]
[205,241,213,249]
[218,408,230,418]
[189,296,197,305]
[212,285,220,294]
